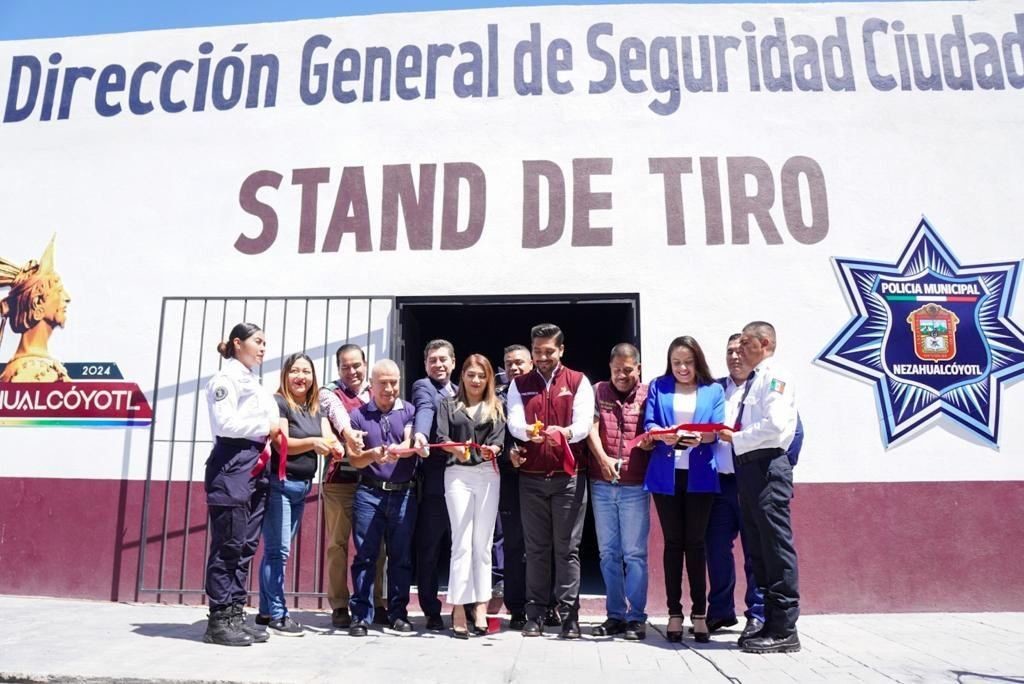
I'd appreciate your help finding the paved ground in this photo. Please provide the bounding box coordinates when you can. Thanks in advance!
[0,596,1022,683]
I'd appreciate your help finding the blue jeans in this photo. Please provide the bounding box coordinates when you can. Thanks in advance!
[350,483,418,625]
[706,474,765,622]
[590,480,650,622]
[258,478,311,619]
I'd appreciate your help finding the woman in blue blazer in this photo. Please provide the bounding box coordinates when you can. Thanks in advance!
[643,336,725,643]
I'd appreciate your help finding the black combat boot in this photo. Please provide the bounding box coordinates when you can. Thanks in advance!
[203,607,253,647]
[230,604,269,643]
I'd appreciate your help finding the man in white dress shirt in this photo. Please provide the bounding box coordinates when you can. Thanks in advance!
[718,321,800,654]
[704,334,765,642]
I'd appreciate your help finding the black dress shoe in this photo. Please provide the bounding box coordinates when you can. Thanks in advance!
[692,616,737,634]
[425,614,445,632]
[560,619,581,640]
[388,618,414,634]
[521,618,542,637]
[373,607,390,626]
[742,632,801,654]
[543,608,562,627]
[509,613,528,631]
[591,617,627,637]
[737,618,765,647]
[348,621,369,637]
[623,620,646,640]
[331,607,351,629]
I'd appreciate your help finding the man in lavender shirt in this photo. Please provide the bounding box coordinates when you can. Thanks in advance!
[347,359,419,636]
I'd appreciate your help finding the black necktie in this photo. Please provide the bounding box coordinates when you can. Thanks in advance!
[731,372,755,459]
[734,372,755,429]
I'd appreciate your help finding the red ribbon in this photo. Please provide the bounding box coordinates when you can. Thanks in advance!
[386,440,483,455]
[388,441,500,471]
[550,428,576,476]
[519,428,576,475]
[276,432,289,480]
[624,422,729,452]
[252,431,288,479]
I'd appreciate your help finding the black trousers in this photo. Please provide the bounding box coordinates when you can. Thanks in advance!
[204,440,269,612]
[498,469,526,614]
[414,492,449,617]
[652,469,714,617]
[519,472,587,621]
[736,449,800,637]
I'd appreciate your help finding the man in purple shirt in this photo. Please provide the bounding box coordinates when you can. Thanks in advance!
[347,359,418,636]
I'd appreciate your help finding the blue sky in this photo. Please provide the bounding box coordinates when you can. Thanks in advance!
[0,0,823,41]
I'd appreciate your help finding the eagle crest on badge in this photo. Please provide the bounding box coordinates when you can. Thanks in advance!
[907,303,959,363]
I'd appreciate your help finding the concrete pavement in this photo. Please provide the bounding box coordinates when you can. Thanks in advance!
[0,596,1022,683]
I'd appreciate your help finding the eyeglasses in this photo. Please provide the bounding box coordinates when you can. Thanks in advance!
[378,414,397,445]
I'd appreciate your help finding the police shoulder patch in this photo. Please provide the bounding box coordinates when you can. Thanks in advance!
[213,384,229,401]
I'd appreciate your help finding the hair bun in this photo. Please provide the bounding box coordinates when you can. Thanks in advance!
[217,341,230,358]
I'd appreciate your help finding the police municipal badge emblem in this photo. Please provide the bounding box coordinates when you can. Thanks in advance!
[816,218,1024,447]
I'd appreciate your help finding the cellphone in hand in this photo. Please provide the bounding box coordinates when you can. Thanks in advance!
[675,430,700,450]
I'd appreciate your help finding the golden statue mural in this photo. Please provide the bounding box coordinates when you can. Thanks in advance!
[0,237,71,383]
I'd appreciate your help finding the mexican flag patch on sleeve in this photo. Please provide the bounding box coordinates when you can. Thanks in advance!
[769,378,786,394]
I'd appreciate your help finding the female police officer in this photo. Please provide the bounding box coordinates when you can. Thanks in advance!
[203,322,280,646]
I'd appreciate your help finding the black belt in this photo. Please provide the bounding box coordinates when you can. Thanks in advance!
[519,470,574,479]
[215,437,264,449]
[359,474,417,492]
[735,447,784,466]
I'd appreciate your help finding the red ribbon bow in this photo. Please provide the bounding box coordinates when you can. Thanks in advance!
[251,431,289,479]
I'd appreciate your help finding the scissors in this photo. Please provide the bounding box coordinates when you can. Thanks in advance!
[611,457,622,485]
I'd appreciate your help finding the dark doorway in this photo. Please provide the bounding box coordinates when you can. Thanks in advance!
[395,293,641,597]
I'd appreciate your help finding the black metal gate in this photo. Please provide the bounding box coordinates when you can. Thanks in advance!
[136,295,394,603]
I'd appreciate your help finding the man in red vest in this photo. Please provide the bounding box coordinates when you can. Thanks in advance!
[586,343,653,641]
[506,323,595,639]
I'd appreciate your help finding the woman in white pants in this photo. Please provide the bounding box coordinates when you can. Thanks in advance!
[437,354,505,638]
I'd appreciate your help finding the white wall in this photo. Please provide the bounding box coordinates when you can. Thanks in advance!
[1,0,1022,482]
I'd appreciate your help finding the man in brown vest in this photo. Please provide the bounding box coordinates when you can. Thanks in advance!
[506,323,595,638]
[318,344,387,628]
[586,343,653,641]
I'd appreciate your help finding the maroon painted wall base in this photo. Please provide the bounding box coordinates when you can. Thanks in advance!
[0,477,1020,613]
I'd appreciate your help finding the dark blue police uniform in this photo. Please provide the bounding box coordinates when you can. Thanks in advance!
[203,357,278,646]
